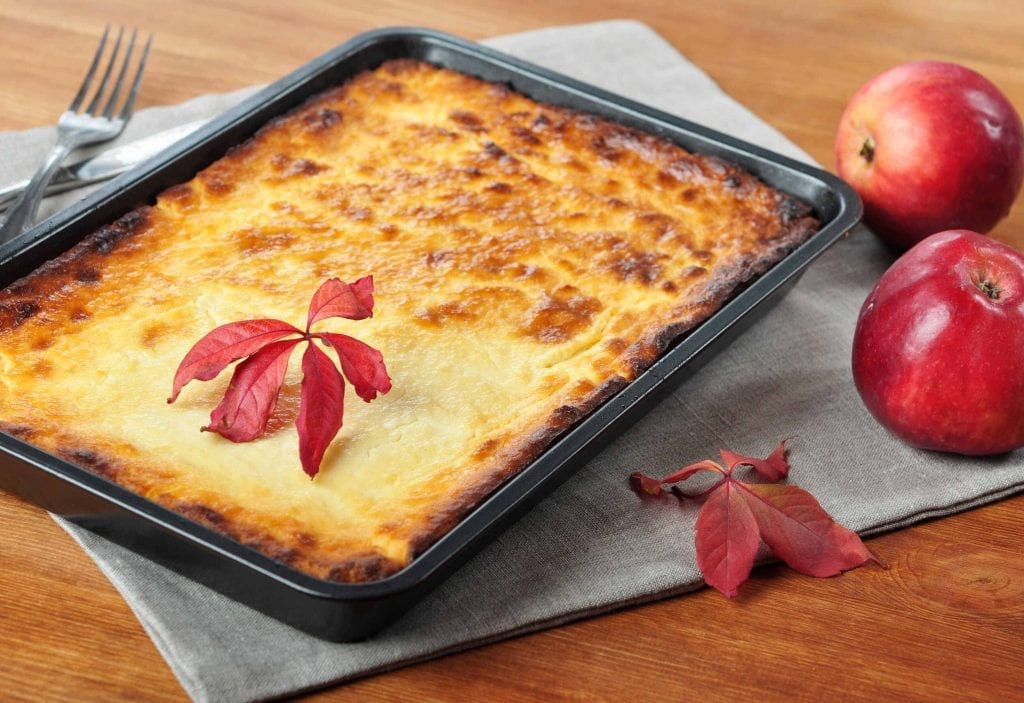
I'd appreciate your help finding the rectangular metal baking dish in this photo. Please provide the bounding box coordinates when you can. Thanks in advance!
[0,27,861,641]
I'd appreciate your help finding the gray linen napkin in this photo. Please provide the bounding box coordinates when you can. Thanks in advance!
[3,20,1023,703]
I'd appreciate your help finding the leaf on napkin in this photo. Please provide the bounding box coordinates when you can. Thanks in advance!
[631,439,881,597]
[169,277,391,477]
[695,479,760,597]
[741,482,876,578]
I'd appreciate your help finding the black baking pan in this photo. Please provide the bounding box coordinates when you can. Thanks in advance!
[0,27,861,641]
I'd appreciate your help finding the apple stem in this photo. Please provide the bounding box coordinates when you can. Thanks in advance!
[859,137,876,164]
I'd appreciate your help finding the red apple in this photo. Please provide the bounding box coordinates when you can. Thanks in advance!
[836,61,1024,250]
[852,229,1024,455]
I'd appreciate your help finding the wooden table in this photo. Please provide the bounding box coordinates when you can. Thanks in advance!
[1,1,1022,700]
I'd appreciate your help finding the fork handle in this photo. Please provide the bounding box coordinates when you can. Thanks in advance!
[0,138,77,245]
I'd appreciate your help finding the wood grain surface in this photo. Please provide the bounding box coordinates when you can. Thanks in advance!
[1,1,1022,701]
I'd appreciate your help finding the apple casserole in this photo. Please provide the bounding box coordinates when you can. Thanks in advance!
[0,59,817,581]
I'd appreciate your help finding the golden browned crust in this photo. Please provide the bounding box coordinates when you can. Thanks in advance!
[0,59,817,582]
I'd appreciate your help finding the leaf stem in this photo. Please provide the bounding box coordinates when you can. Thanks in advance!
[671,476,727,501]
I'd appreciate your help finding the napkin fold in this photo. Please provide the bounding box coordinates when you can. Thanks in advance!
[3,20,1023,703]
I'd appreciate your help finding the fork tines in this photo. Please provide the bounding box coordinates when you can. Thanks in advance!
[69,25,153,120]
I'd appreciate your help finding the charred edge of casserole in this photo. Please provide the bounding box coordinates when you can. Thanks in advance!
[160,83,351,206]
[49,433,407,581]
[53,450,407,582]
[167,499,405,582]
[399,210,820,568]
[2,422,137,485]
[14,424,404,582]
[55,446,124,481]
[0,208,153,330]
[403,373,631,561]
[0,421,39,442]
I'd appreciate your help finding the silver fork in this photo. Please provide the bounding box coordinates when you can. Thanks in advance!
[0,26,152,244]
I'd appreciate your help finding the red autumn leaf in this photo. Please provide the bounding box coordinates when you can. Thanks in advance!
[306,276,375,330]
[316,332,392,402]
[169,277,390,477]
[695,479,761,597]
[719,436,792,481]
[740,482,876,578]
[202,338,301,442]
[168,319,302,402]
[296,342,346,477]
[629,438,879,597]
